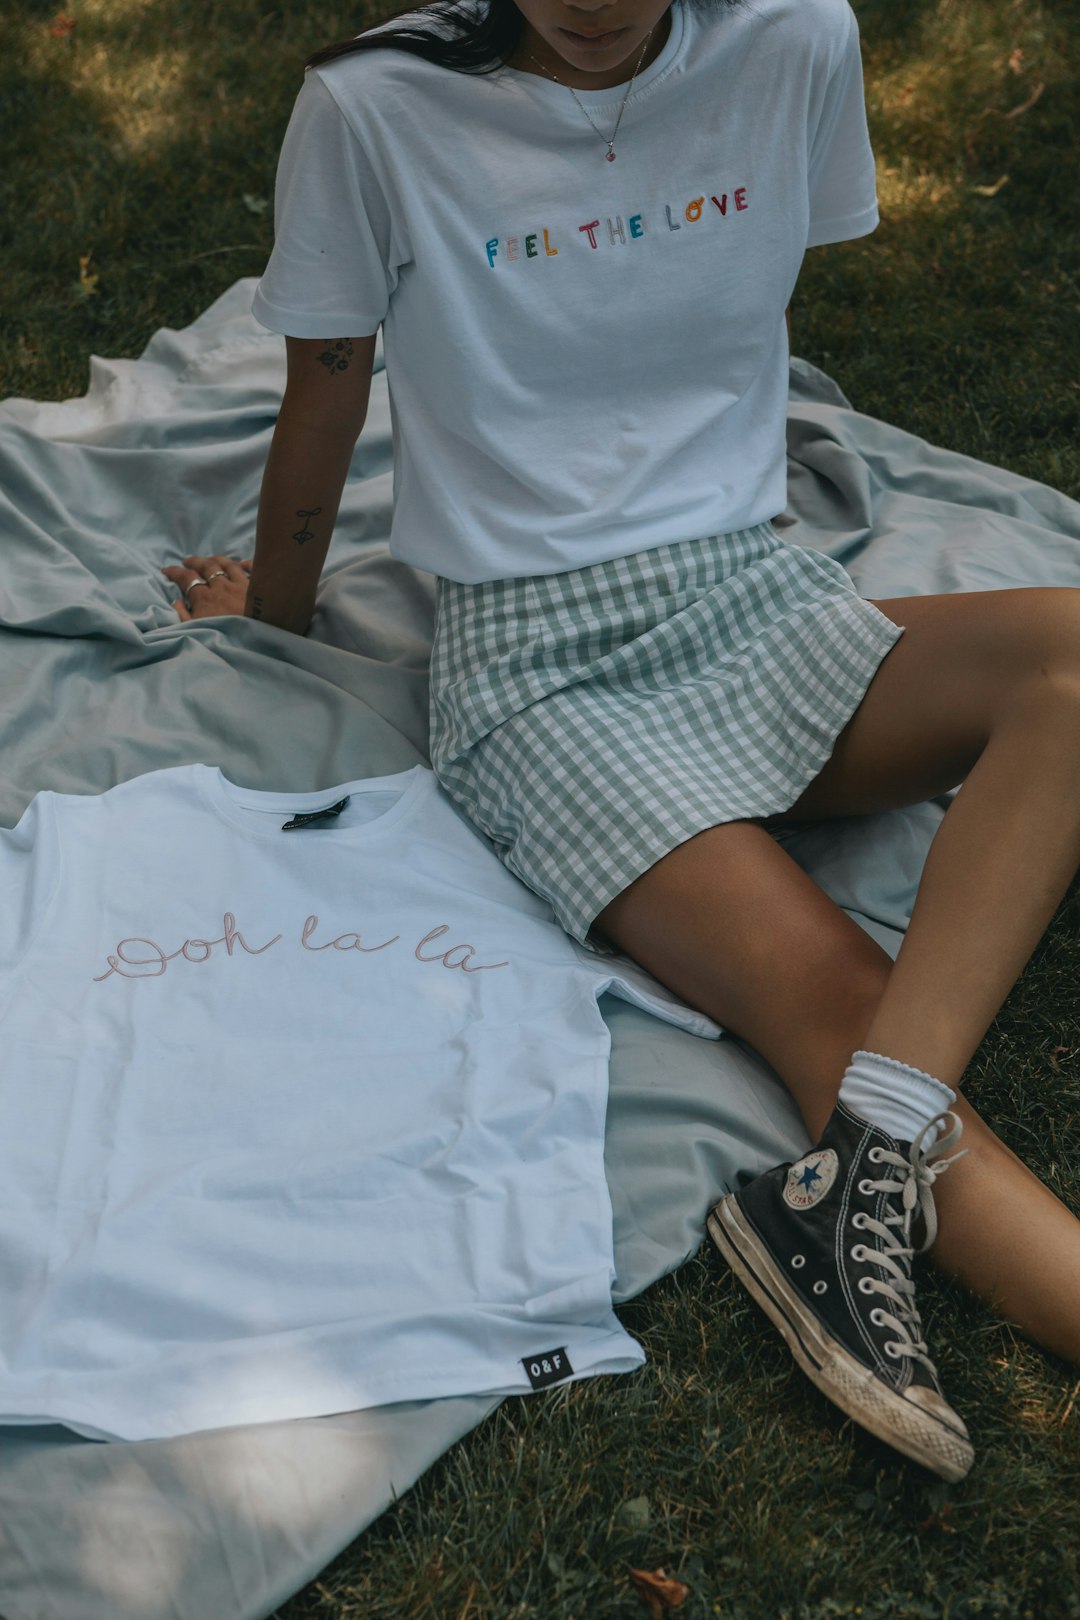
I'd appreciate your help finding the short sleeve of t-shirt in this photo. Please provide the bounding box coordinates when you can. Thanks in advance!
[250,69,401,338]
[806,4,879,248]
[0,795,61,969]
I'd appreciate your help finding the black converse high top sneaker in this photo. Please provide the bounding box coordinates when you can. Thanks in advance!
[707,1101,973,1482]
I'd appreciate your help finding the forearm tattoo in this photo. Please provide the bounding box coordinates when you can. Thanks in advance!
[317,338,354,374]
[252,596,264,619]
[292,506,322,546]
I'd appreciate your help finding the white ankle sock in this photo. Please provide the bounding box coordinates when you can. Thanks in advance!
[838,1049,956,1147]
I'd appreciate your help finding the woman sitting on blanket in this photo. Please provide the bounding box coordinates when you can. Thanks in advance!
[162,0,1080,1484]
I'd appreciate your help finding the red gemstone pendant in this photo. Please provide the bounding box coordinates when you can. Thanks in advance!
[606,150,616,161]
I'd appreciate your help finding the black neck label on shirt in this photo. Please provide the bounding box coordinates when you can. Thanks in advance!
[281,795,351,832]
[522,1348,574,1391]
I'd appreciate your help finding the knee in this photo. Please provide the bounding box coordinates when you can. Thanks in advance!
[1027,588,1080,689]
[992,589,1080,736]
[1023,661,1080,739]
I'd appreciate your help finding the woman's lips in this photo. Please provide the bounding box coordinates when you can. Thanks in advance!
[560,27,627,47]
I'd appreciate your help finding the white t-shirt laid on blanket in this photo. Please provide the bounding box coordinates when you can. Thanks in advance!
[0,763,719,1443]
[250,0,879,583]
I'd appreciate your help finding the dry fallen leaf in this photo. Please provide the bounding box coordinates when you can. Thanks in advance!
[76,253,99,297]
[971,174,1010,198]
[1008,46,1025,74]
[49,12,77,36]
[628,1567,690,1618]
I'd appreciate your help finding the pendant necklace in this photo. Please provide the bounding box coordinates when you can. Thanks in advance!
[523,25,655,161]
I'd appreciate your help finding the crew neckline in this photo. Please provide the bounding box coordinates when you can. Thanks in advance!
[495,0,687,108]
[198,763,433,843]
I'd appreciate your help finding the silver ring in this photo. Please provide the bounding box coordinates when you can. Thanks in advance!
[204,570,227,582]
[186,578,210,594]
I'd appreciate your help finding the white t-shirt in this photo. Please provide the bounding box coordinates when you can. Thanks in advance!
[0,764,719,1442]
[250,0,879,583]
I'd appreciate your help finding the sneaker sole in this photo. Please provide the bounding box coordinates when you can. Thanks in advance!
[707,1195,974,1483]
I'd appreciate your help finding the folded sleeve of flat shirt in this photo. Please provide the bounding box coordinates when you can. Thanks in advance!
[805,3,880,248]
[569,941,722,1040]
[250,69,402,337]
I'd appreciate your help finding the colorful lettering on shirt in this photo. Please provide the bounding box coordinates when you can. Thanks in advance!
[484,185,749,265]
[486,227,559,267]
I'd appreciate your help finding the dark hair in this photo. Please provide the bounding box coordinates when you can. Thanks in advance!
[304,0,732,78]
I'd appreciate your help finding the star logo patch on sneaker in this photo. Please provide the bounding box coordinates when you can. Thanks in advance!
[782,1148,839,1210]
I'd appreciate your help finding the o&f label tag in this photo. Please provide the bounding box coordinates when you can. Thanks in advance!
[522,1348,574,1391]
[782,1147,839,1211]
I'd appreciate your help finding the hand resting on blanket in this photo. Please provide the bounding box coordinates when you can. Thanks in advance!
[161,554,254,621]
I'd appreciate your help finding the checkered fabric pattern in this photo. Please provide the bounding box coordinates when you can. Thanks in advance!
[428,523,904,951]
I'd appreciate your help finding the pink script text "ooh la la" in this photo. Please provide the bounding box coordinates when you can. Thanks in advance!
[92,911,510,982]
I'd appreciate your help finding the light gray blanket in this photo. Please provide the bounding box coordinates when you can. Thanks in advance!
[1,279,1077,1620]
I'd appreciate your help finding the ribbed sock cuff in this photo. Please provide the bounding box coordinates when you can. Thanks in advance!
[838,1048,957,1147]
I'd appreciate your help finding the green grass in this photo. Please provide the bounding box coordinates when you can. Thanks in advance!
[3,1,1079,1615]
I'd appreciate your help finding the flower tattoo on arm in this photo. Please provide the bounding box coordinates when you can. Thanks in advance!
[317,338,354,374]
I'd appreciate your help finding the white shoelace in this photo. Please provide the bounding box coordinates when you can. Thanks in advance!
[851,1110,968,1376]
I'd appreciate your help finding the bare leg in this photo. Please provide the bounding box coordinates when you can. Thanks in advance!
[594,804,1080,1364]
[842,677,1080,1360]
[770,590,1080,1357]
[596,588,1080,1361]
[858,680,1080,1088]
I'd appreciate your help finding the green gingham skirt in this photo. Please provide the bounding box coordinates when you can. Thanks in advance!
[428,522,905,954]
